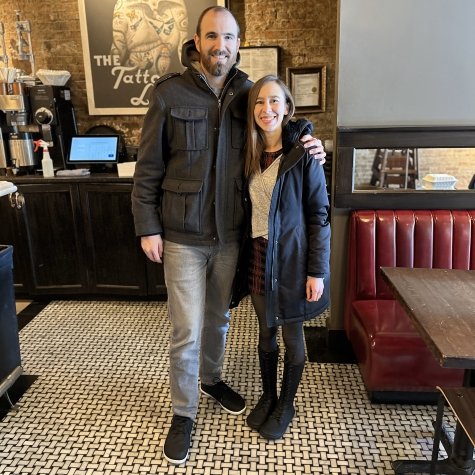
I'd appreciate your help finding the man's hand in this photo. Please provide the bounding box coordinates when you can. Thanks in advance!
[141,234,163,263]
[301,134,326,165]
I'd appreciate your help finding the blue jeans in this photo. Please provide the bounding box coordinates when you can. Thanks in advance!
[163,240,240,419]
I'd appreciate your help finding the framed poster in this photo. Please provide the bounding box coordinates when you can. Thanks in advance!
[286,65,327,113]
[238,46,279,83]
[78,0,226,115]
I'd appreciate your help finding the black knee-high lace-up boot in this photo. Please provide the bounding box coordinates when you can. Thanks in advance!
[246,347,279,430]
[258,358,304,440]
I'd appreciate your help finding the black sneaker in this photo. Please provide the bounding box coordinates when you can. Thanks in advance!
[163,415,194,465]
[200,380,246,415]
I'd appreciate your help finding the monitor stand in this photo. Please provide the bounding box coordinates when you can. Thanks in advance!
[88,163,117,174]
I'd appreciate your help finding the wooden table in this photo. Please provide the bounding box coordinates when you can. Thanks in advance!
[380,267,475,475]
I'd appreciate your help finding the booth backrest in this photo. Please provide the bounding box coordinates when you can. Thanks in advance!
[345,210,475,334]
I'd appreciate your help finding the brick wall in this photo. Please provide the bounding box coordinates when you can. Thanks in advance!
[0,0,337,145]
[0,2,143,144]
[232,0,337,142]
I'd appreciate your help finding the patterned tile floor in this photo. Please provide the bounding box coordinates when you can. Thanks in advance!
[0,298,459,474]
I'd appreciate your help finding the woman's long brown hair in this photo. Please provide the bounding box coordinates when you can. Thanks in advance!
[244,75,295,178]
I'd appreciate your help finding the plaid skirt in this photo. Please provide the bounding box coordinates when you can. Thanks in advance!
[248,236,268,296]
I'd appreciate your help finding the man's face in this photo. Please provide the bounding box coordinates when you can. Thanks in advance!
[194,10,240,78]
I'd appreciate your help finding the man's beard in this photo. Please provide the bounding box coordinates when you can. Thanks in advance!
[201,50,236,77]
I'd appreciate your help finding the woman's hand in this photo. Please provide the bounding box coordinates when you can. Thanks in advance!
[306,276,324,302]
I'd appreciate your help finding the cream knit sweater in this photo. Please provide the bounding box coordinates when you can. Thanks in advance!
[249,155,282,239]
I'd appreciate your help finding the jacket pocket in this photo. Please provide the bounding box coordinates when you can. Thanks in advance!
[171,107,208,151]
[162,177,203,233]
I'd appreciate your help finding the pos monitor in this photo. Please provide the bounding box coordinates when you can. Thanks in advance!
[66,135,119,170]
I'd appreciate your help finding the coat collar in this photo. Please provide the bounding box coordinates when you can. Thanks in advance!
[279,119,313,176]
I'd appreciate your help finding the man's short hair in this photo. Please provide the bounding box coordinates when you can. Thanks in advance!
[195,6,240,37]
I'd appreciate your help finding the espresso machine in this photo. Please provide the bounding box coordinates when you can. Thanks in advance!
[0,13,38,174]
[0,81,37,174]
[29,85,77,170]
[0,12,77,174]
[0,85,77,174]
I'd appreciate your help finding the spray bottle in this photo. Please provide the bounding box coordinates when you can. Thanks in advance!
[34,140,54,177]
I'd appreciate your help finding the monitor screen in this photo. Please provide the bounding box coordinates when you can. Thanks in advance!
[67,135,119,165]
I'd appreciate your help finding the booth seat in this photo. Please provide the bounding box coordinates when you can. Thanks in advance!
[344,210,474,401]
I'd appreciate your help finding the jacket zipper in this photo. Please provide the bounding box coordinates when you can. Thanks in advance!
[217,70,237,116]
[197,70,238,171]
[198,69,238,118]
[269,179,283,291]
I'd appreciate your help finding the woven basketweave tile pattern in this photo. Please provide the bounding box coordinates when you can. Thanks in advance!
[0,298,456,474]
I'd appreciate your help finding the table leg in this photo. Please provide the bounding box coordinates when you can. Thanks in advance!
[445,370,475,471]
[450,428,475,470]
[393,369,475,474]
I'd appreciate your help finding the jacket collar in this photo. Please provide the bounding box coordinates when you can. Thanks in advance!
[282,119,313,153]
[279,119,313,175]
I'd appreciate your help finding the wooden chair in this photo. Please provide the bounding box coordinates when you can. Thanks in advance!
[431,386,475,467]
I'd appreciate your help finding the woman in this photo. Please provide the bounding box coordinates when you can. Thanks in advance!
[244,75,330,440]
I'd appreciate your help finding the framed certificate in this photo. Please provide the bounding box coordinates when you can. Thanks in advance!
[286,65,327,113]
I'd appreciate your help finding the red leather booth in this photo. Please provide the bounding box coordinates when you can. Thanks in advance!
[344,210,474,401]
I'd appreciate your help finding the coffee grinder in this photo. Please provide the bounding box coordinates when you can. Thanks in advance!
[29,84,77,170]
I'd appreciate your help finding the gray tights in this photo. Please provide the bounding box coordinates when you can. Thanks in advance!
[251,294,305,365]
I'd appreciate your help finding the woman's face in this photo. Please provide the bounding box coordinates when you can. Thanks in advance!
[253,81,289,134]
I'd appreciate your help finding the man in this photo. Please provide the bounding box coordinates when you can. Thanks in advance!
[132,6,326,465]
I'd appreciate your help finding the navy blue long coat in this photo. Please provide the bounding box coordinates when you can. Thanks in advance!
[232,119,331,327]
